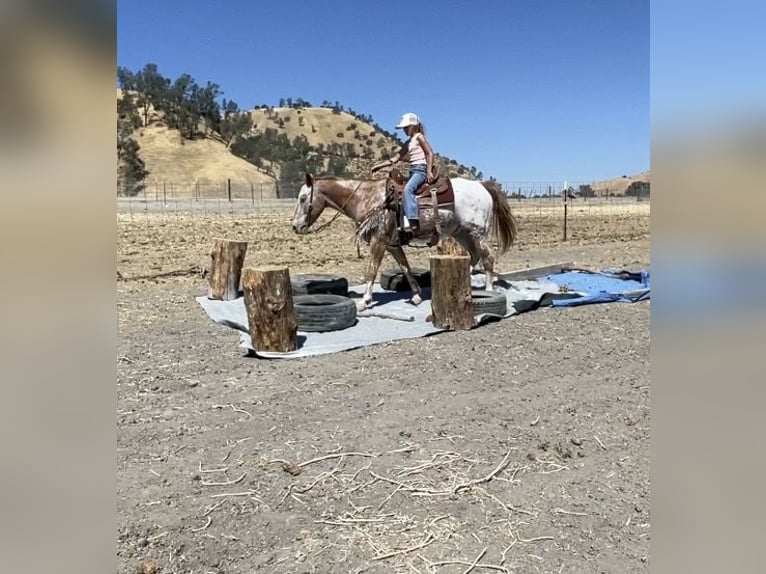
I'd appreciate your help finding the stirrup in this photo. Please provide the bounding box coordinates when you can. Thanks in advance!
[394,228,413,246]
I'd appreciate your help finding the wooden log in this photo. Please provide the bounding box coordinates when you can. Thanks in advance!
[242,266,298,353]
[429,255,474,330]
[437,236,468,256]
[207,239,248,300]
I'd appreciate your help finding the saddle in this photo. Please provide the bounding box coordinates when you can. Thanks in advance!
[387,167,455,210]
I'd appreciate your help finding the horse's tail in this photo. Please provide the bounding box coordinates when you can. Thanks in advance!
[481,180,517,254]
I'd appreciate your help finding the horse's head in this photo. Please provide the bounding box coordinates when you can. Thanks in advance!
[292,173,326,234]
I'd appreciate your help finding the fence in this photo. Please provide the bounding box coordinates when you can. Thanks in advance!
[117,178,649,244]
[120,178,650,202]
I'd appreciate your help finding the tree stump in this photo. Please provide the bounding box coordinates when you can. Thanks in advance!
[207,239,248,300]
[437,236,468,256]
[429,255,474,330]
[242,266,298,353]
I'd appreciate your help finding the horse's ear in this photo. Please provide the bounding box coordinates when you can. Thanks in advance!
[305,172,314,187]
[390,168,404,185]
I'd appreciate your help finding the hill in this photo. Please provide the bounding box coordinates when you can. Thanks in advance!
[117,91,482,199]
[590,171,650,197]
[135,124,277,196]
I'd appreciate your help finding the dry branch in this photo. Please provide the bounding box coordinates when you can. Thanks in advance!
[299,451,378,468]
[372,533,436,561]
[200,472,246,487]
[453,450,514,493]
[117,265,203,281]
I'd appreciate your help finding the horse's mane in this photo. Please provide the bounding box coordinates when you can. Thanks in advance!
[354,205,389,246]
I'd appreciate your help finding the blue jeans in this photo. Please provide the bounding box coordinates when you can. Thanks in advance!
[403,165,427,221]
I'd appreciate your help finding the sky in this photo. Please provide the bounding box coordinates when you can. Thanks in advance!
[117,0,648,185]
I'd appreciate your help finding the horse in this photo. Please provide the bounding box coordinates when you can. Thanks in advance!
[291,170,517,311]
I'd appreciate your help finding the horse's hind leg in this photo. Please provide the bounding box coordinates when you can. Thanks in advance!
[477,237,496,290]
[451,227,496,290]
[387,245,423,305]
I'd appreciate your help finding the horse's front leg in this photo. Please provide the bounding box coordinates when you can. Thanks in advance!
[358,239,388,311]
[387,245,423,306]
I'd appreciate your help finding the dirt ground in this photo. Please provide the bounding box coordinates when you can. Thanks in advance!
[117,202,650,573]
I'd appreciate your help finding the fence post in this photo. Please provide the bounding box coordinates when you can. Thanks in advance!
[228,178,232,202]
[163,182,167,204]
[562,181,568,242]
[251,182,255,206]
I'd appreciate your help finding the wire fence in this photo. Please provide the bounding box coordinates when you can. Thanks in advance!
[117,178,649,217]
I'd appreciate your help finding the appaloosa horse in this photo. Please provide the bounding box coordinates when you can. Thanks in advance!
[291,170,517,311]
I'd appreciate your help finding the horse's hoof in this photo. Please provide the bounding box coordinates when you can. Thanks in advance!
[410,293,423,306]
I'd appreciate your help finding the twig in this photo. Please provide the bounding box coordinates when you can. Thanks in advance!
[454,450,514,493]
[553,507,588,517]
[201,499,226,517]
[430,559,508,573]
[221,437,252,463]
[500,540,517,564]
[117,265,203,281]
[517,534,554,543]
[209,490,258,498]
[397,452,460,477]
[298,451,378,468]
[369,472,451,496]
[377,483,403,510]
[593,435,607,450]
[350,461,372,481]
[191,516,212,532]
[198,461,229,474]
[201,472,246,487]
[358,311,415,322]
[462,548,488,574]
[372,533,436,561]
[147,531,168,541]
[476,488,536,517]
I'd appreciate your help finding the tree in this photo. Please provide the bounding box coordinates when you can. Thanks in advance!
[220,100,253,148]
[117,116,149,196]
[133,63,168,127]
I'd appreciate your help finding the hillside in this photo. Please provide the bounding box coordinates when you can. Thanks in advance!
[590,171,650,197]
[249,106,394,159]
[135,125,277,196]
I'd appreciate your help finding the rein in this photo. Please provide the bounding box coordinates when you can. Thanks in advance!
[307,178,366,234]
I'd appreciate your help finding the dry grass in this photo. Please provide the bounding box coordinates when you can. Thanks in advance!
[136,125,276,192]
[116,200,650,285]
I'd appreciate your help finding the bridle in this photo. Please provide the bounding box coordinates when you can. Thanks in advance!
[304,177,366,234]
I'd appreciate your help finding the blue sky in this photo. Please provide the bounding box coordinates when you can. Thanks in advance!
[117,0,648,184]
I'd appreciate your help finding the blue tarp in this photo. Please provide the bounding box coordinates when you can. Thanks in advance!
[543,269,650,307]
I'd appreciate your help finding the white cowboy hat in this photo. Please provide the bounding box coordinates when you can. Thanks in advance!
[395,112,420,128]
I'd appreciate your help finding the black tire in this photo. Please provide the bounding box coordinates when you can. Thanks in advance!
[291,273,349,297]
[380,267,431,292]
[471,290,508,316]
[293,294,357,332]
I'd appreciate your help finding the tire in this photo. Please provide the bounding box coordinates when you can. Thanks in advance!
[291,273,349,297]
[471,290,508,316]
[380,267,431,292]
[293,294,357,332]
